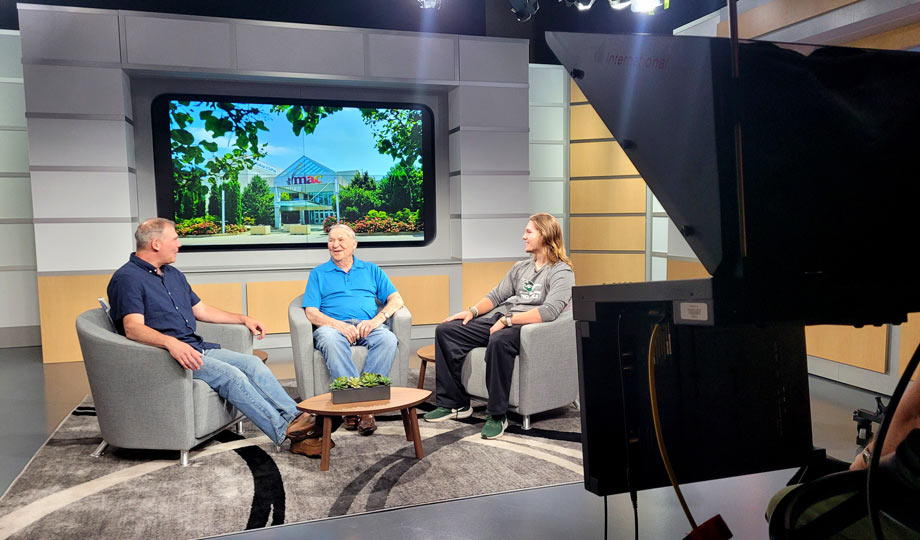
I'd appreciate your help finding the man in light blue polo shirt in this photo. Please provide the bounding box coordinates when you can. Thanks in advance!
[303,223,404,435]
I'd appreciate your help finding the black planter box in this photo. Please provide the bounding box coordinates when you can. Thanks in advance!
[331,385,391,404]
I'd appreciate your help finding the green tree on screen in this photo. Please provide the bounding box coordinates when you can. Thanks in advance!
[242,175,274,226]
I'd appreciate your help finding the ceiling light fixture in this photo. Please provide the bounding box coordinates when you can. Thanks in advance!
[631,0,663,12]
[418,0,442,9]
[508,0,540,21]
[608,0,631,9]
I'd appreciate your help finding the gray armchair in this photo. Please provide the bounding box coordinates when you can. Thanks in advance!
[461,306,578,430]
[75,308,251,466]
[288,294,412,400]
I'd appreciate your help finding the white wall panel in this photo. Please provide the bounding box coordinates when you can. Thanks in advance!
[23,65,129,116]
[457,175,530,215]
[124,16,232,69]
[0,177,32,219]
[236,24,365,76]
[31,171,136,219]
[450,217,462,259]
[0,83,25,127]
[448,132,460,173]
[529,180,564,215]
[528,66,566,104]
[652,216,669,253]
[461,217,529,259]
[667,218,697,258]
[529,142,564,178]
[652,191,664,213]
[529,106,564,142]
[367,34,456,81]
[651,255,668,281]
[450,86,528,129]
[0,131,29,173]
[455,131,528,172]
[33,222,134,272]
[449,175,460,214]
[25,118,131,168]
[459,38,528,84]
[0,271,40,327]
[0,224,37,267]
[18,9,120,63]
[0,33,23,78]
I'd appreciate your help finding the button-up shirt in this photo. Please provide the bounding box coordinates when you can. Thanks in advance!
[107,253,219,352]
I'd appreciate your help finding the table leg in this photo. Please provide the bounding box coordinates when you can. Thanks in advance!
[320,415,332,471]
[406,407,424,459]
[417,359,427,389]
[400,409,412,441]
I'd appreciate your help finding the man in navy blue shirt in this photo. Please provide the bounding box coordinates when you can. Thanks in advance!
[303,224,404,435]
[108,218,329,457]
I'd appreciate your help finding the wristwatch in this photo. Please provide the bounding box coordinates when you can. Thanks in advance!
[381,309,391,319]
[501,314,513,327]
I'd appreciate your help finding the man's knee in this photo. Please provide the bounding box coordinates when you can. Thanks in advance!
[435,319,464,339]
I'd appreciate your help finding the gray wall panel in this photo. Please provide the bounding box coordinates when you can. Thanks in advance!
[457,175,530,215]
[123,15,233,69]
[33,222,134,272]
[0,32,23,78]
[461,217,529,259]
[23,65,130,117]
[0,271,40,328]
[0,177,33,219]
[18,9,120,63]
[30,171,136,219]
[0,82,26,127]
[454,131,529,172]
[367,33,456,81]
[459,38,528,84]
[236,24,365,76]
[0,224,37,267]
[529,180,565,215]
[450,86,529,129]
[25,118,131,168]
[0,131,29,173]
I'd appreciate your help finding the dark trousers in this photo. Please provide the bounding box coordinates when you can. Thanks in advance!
[434,313,522,417]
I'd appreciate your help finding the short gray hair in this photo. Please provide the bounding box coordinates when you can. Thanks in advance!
[135,218,176,250]
[327,223,356,240]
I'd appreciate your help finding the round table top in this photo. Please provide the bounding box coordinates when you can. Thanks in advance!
[416,344,435,362]
[296,387,432,416]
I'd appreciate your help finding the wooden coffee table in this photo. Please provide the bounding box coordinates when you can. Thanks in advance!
[296,387,432,471]
[416,344,436,390]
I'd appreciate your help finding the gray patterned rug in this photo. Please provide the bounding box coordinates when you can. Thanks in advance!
[0,375,583,540]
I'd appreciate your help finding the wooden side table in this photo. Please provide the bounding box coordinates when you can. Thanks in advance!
[416,344,435,390]
[296,387,432,471]
[253,349,268,363]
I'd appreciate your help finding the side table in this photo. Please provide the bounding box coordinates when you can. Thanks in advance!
[416,344,435,390]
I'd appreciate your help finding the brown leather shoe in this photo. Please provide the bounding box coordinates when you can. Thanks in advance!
[357,414,377,436]
[343,415,359,431]
[290,436,335,458]
[286,413,317,441]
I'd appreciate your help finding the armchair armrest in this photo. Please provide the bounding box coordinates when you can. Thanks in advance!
[197,321,254,354]
[289,294,317,399]
[517,310,579,415]
[387,306,412,387]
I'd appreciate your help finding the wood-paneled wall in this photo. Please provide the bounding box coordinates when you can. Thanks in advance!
[716,0,857,38]
[462,261,516,311]
[805,325,888,373]
[38,274,111,364]
[666,260,710,281]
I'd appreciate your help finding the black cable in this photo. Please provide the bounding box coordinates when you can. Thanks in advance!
[632,494,639,540]
[866,340,920,540]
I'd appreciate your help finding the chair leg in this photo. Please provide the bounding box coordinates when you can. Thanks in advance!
[235,420,244,434]
[573,399,581,410]
[90,440,108,458]
[180,450,190,467]
[522,415,532,430]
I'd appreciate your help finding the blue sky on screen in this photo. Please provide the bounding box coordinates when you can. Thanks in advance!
[177,102,400,176]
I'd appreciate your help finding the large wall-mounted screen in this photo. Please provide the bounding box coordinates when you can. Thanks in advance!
[152,94,435,251]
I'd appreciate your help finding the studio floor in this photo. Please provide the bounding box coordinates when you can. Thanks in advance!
[0,345,882,539]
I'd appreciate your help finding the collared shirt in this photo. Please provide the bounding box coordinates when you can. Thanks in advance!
[106,253,219,352]
[302,256,397,321]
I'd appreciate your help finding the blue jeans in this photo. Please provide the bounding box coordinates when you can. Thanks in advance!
[313,321,398,380]
[194,348,300,445]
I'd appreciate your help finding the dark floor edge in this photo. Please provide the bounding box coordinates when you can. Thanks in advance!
[201,480,586,539]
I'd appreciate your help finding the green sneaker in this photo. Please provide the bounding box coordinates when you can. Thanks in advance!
[481,415,508,439]
[424,405,473,423]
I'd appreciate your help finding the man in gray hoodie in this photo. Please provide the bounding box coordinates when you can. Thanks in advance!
[424,213,575,439]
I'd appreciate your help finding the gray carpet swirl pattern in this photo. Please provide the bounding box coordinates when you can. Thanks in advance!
[0,377,583,539]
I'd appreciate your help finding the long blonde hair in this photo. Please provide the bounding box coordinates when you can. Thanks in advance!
[530,213,572,268]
